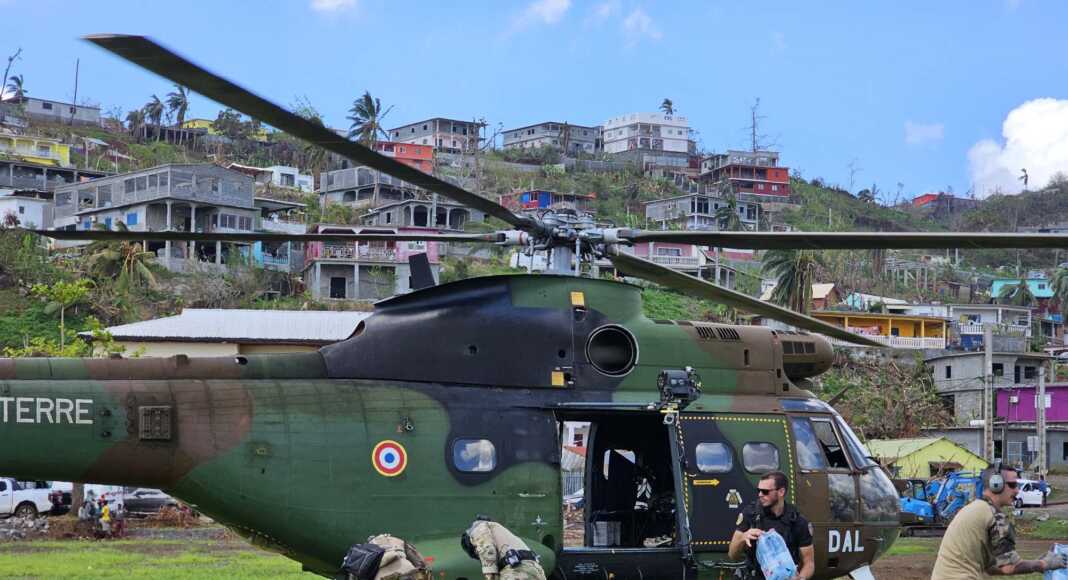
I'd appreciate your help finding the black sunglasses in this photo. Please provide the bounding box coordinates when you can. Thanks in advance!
[757,488,781,495]
[1004,481,1019,489]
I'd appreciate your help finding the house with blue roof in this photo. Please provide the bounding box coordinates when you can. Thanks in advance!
[991,277,1062,341]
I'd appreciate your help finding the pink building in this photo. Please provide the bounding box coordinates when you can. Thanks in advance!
[303,225,444,300]
[997,384,1068,423]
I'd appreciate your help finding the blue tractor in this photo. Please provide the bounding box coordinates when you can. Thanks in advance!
[899,472,983,535]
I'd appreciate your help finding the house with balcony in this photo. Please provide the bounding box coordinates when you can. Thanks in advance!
[0,131,72,167]
[502,122,600,155]
[498,190,596,214]
[361,198,481,230]
[389,118,484,154]
[52,163,258,270]
[591,242,736,288]
[303,224,447,300]
[643,192,761,231]
[253,196,307,274]
[227,163,314,193]
[318,166,421,209]
[602,112,695,170]
[699,150,790,198]
[809,311,947,349]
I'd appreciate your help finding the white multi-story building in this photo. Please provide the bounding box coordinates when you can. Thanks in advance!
[601,112,693,167]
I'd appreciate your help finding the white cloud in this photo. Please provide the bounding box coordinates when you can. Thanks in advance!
[904,121,944,145]
[504,0,571,37]
[968,98,1068,197]
[310,0,356,12]
[622,8,661,45]
[592,0,619,22]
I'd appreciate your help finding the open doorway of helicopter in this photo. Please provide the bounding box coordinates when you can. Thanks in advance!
[559,414,678,550]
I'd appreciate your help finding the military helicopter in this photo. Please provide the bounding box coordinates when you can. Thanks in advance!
[3,35,1068,580]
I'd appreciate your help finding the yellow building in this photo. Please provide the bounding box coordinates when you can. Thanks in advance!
[811,310,947,349]
[0,131,71,167]
[181,118,270,142]
[868,437,988,479]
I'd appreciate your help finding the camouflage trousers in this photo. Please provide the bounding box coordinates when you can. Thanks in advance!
[497,560,546,580]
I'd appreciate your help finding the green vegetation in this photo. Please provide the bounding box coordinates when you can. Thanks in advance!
[884,538,938,556]
[641,286,726,321]
[784,178,942,233]
[0,538,313,579]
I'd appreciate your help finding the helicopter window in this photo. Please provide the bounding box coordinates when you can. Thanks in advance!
[452,439,496,473]
[695,442,733,473]
[742,442,780,473]
[834,416,878,469]
[810,419,851,469]
[790,418,828,470]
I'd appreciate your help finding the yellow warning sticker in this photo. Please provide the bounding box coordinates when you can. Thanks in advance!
[570,291,585,307]
[693,479,721,487]
[551,371,566,387]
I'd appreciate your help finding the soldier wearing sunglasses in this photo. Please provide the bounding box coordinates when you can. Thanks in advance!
[728,471,814,580]
[932,463,1067,579]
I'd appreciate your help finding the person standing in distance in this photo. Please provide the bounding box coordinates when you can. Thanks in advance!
[931,463,1067,579]
[728,471,814,580]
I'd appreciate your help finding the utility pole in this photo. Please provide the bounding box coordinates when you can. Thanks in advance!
[984,325,995,462]
[70,58,79,126]
[1038,363,1047,475]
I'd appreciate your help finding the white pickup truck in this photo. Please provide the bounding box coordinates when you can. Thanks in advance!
[0,478,57,519]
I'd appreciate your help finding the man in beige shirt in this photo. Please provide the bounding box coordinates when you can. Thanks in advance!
[931,464,1066,579]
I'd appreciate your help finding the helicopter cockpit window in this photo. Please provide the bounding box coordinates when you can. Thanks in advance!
[695,442,733,473]
[452,439,497,472]
[810,418,851,469]
[742,442,780,473]
[790,418,828,470]
[834,416,878,469]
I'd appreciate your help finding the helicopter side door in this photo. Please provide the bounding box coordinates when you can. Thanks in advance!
[677,413,794,553]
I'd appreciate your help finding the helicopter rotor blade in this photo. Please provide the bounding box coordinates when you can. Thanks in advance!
[29,229,498,244]
[623,230,1068,250]
[607,248,885,347]
[83,34,533,231]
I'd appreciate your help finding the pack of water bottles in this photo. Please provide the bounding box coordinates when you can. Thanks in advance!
[756,529,797,580]
[1047,544,1068,580]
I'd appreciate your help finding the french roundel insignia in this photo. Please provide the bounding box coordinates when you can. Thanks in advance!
[372,440,408,477]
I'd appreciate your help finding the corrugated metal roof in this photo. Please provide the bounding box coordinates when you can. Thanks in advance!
[88,309,370,344]
[866,437,944,462]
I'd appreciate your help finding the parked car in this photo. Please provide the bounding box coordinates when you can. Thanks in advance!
[1014,479,1053,508]
[122,488,178,515]
[0,478,56,519]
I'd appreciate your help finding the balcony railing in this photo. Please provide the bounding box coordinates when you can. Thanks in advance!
[829,335,946,349]
[649,255,701,267]
[316,244,398,262]
[262,254,290,268]
[956,323,1030,337]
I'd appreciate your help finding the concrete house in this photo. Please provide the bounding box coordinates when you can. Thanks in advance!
[318,166,421,209]
[867,437,988,478]
[643,193,761,231]
[926,351,1052,426]
[502,122,600,155]
[389,118,484,154]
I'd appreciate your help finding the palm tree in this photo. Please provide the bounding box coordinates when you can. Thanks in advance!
[301,113,329,191]
[347,91,393,206]
[347,91,392,147]
[1053,268,1068,315]
[84,223,160,290]
[125,109,146,141]
[660,98,674,115]
[4,74,26,100]
[997,280,1035,307]
[143,95,164,142]
[762,249,824,314]
[166,85,190,144]
[714,193,747,232]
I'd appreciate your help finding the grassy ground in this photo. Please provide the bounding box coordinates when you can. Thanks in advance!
[0,537,315,579]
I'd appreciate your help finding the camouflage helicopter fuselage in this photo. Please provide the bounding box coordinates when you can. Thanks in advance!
[0,275,899,578]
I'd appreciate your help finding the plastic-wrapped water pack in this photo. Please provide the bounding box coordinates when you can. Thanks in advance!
[1047,543,1068,580]
[756,529,797,580]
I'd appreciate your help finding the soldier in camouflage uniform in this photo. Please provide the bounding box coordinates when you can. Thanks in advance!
[462,516,546,580]
[931,464,1067,579]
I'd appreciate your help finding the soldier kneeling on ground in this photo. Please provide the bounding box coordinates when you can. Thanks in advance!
[462,516,546,580]
[336,533,431,580]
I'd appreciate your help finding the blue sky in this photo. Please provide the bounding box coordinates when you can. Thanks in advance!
[3,0,1067,201]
